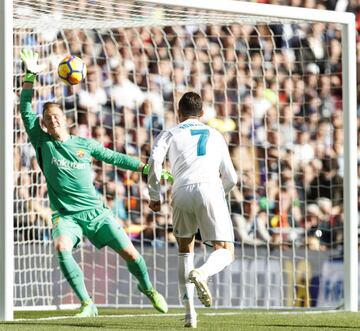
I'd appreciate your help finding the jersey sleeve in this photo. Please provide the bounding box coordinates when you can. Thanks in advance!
[20,89,44,147]
[89,139,140,171]
[219,133,238,194]
[148,130,173,201]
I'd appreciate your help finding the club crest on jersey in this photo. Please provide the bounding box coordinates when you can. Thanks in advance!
[53,216,61,228]
[76,149,85,158]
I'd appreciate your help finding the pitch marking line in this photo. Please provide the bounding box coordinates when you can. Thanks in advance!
[205,311,340,316]
[14,313,182,322]
[13,310,341,322]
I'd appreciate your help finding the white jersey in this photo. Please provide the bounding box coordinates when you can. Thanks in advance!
[148,118,237,201]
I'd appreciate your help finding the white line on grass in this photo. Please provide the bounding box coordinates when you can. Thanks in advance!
[14,313,183,322]
[13,310,342,322]
[205,311,341,316]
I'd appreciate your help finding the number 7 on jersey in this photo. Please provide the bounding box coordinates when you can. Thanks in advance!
[191,129,209,156]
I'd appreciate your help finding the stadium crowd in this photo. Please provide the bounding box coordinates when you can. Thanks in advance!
[13,0,360,252]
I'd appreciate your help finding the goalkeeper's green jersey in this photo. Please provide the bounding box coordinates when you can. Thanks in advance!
[20,89,140,214]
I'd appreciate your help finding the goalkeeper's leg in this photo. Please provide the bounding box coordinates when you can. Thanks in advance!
[54,235,97,317]
[107,233,168,313]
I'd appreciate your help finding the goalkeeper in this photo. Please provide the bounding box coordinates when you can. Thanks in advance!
[19,50,170,317]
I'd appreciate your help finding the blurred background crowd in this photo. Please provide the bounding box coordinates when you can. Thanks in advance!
[13,0,360,253]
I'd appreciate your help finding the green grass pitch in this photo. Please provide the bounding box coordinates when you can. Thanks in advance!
[1,308,360,330]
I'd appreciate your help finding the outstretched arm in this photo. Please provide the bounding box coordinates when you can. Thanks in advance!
[20,50,45,147]
[90,139,143,171]
[89,139,173,182]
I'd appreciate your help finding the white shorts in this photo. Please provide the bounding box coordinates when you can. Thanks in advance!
[171,182,234,244]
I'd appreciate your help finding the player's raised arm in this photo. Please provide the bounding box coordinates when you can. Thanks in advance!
[19,49,45,147]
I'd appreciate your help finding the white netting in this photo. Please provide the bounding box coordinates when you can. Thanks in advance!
[13,1,346,309]
[13,0,302,30]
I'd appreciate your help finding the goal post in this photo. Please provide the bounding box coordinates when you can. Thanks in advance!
[1,0,358,321]
[0,0,14,322]
[341,19,357,312]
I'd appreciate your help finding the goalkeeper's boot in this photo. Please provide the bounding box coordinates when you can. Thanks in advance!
[137,284,168,313]
[188,269,212,307]
[75,300,98,317]
[184,312,197,328]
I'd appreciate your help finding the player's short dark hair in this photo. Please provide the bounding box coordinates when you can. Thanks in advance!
[42,102,64,116]
[178,92,202,117]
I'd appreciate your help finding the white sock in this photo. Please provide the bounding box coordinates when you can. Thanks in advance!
[178,253,196,316]
[197,248,233,279]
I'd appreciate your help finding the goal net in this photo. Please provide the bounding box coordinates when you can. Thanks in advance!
[11,0,357,310]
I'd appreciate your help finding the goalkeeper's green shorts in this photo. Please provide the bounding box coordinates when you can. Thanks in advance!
[51,206,131,250]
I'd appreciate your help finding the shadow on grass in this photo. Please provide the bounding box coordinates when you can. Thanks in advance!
[262,324,359,329]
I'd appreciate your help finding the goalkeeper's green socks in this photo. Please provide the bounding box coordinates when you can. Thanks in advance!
[126,255,153,291]
[57,251,91,302]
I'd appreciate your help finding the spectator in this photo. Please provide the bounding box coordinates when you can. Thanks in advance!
[78,72,107,114]
[109,65,144,110]
[231,195,272,246]
[293,127,315,165]
[308,157,343,209]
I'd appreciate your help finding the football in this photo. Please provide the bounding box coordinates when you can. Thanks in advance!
[58,55,87,85]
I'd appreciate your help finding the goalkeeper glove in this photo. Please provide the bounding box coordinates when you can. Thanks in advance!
[20,49,42,83]
[142,164,174,184]
[161,169,174,184]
